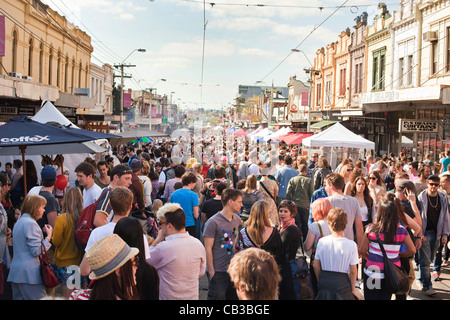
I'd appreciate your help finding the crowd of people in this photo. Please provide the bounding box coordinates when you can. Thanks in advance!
[0,136,449,301]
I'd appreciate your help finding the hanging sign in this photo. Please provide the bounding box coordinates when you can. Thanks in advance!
[399,119,438,133]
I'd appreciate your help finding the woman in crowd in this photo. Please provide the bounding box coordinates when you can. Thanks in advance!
[304,198,333,296]
[7,194,52,300]
[149,170,160,203]
[239,200,295,300]
[201,182,226,223]
[9,160,24,207]
[277,200,302,299]
[385,191,422,300]
[51,186,84,299]
[339,163,354,188]
[368,170,386,211]
[114,217,160,300]
[138,161,152,210]
[240,175,262,221]
[21,159,38,194]
[350,176,375,231]
[359,197,416,300]
[313,208,362,300]
[257,173,279,227]
[69,234,140,300]
[314,158,332,191]
[344,168,363,195]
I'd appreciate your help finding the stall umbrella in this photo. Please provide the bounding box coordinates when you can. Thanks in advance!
[0,116,99,195]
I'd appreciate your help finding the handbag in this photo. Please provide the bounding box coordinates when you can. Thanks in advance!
[39,242,58,288]
[291,235,314,300]
[375,233,409,295]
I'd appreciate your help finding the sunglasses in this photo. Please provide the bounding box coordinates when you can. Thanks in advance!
[157,219,167,226]
[118,170,133,176]
[428,183,439,187]
[280,200,294,205]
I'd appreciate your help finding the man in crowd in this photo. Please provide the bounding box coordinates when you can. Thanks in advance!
[147,203,206,300]
[80,186,146,276]
[286,164,313,237]
[417,174,449,295]
[203,188,242,300]
[75,162,102,208]
[127,147,137,166]
[414,164,431,195]
[169,172,199,238]
[274,155,298,203]
[94,160,111,189]
[36,166,60,229]
[128,159,145,212]
[227,247,280,300]
[94,164,133,228]
[164,165,185,201]
[323,172,363,247]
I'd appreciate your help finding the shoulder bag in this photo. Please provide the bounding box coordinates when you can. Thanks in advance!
[39,242,59,288]
[291,234,314,300]
[375,233,409,295]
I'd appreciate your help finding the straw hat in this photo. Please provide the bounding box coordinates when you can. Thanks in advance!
[85,234,139,280]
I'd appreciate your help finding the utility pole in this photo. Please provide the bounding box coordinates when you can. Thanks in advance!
[113,63,135,132]
[112,48,146,132]
[146,88,153,131]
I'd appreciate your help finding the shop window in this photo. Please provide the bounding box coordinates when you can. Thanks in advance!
[372,48,386,90]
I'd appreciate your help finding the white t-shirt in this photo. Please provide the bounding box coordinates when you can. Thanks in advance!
[28,186,42,195]
[158,170,166,184]
[83,183,102,208]
[327,194,362,241]
[248,163,260,176]
[315,235,359,273]
[85,221,150,259]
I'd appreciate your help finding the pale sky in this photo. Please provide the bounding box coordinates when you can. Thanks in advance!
[42,0,398,110]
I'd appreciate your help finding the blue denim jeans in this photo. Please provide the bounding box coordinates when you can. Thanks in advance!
[417,231,439,290]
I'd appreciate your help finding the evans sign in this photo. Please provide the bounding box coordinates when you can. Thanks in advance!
[399,119,439,133]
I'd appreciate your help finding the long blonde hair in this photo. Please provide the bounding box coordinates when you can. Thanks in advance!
[243,174,257,194]
[61,186,83,224]
[245,200,272,246]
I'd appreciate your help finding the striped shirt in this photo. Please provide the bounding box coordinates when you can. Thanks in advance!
[364,223,408,279]
[96,187,113,221]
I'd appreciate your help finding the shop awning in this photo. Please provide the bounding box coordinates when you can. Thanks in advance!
[277,132,313,145]
[310,120,339,129]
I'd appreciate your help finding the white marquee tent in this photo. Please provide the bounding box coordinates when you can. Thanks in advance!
[302,122,375,149]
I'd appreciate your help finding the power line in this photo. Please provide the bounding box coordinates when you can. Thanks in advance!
[200,0,207,108]
[46,0,125,64]
[180,0,396,9]
[258,0,350,83]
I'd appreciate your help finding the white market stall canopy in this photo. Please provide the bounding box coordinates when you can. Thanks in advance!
[33,101,80,128]
[250,128,272,141]
[302,122,375,149]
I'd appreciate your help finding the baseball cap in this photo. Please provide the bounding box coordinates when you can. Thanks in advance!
[130,159,142,172]
[41,165,57,181]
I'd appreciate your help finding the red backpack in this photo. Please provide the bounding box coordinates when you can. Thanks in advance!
[74,188,109,250]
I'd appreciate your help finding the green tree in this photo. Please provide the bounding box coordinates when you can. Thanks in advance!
[112,80,121,115]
